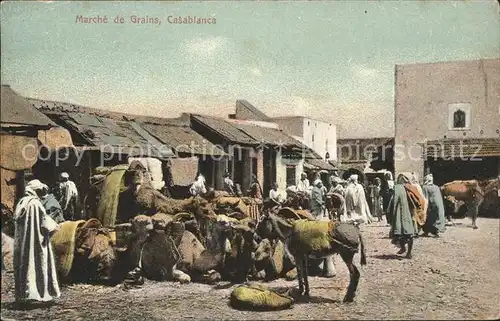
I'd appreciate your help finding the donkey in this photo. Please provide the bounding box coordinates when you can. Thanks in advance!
[260,213,366,302]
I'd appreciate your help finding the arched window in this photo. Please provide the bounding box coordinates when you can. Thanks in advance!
[453,109,466,128]
[448,103,471,130]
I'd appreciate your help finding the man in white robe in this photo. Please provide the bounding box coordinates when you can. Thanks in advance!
[14,179,61,304]
[344,174,373,224]
[57,172,79,220]
[189,174,207,196]
[269,183,285,205]
[296,173,310,193]
[223,172,236,195]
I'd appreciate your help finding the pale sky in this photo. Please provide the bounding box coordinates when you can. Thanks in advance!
[1,0,499,138]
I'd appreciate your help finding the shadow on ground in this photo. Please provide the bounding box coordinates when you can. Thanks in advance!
[2,300,59,311]
[372,254,404,260]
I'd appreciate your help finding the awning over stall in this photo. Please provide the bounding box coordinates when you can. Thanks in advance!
[423,139,500,158]
[44,112,175,159]
[304,158,336,171]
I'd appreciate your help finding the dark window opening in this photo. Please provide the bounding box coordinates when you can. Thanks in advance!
[252,158,257,178]
[453,109,466,128]
[227,159,233,176]
[312,134,315,142]
[286,165,296,187]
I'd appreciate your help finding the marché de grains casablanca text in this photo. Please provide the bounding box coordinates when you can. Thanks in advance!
[75,15,217,25]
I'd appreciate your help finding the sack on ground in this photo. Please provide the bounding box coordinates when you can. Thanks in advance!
[230,283,294,311]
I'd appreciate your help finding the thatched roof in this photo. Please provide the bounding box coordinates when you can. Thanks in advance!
[192,114,259,146]
[192,114,323,159]
[45,112,174,159]
[141,122,226,157]
[1,85,56,128]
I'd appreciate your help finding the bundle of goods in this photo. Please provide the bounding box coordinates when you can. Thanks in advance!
[230,283,294,311]
[276,207,313,220]
[211,196,261,221]
[51,218,117,283]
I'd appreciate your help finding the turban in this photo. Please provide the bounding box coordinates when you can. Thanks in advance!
[26,179,48,191]
[424,174,433,185]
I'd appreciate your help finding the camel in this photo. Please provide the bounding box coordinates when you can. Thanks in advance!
[441,177,499,229]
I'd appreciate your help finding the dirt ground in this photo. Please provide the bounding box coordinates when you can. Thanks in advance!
[2,217,499,320]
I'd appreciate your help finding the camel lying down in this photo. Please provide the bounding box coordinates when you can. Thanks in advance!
[261,214,366,302]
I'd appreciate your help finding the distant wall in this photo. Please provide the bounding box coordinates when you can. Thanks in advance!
[273,117,304,138]
[394,58,500,179]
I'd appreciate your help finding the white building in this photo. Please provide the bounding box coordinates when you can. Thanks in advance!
[228,100,335,191]
[271,116,337,162]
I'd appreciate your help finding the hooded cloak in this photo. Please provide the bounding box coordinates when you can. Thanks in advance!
[422,174,446,234]
[388,183,417,243]
[14,184,61,302]
[344,175,373,223]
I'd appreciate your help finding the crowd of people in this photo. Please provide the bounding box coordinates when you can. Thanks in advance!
[7,167,449,307]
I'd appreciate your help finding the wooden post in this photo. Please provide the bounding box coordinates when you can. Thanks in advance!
[242,148,252,192]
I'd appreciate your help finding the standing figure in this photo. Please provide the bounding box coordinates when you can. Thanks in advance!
[40,183,65,224]
[311,179,336,277]
[14,179,61,305]
[329,178,345,196]
[268,183,284,207]
[161,160,174,198]
[382,172,395,225]
[388,173,426,259]
[421,174,446,237]
[296,173,310,194]
[247,174,263,200]
[370,177,384,222]
[295,173,312,209]
[410,173,428,234]
[311,179,326,219]
[189,174,207,197]
[223,172,235,195]
[345,175,373,224]
[329,170,340,185]
[56,172,79,221]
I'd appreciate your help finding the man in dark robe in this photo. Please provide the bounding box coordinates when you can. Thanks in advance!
[421,174,446,237]
[311,180,326,219]
[247,174,263,200]
[40,184,65,224]
[370,177,384,222]
[388,173,425,259]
